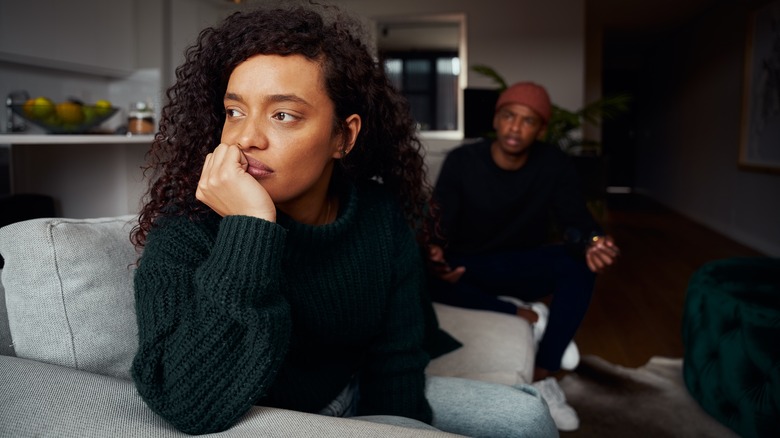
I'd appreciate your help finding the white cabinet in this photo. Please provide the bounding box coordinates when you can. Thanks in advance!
[0,0,136,77]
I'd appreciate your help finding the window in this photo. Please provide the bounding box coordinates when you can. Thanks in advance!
[381,51,460,131]
[376,14,466,139]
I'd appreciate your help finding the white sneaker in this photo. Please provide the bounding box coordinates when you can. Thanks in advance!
[560,339,580,371]
[498,298,581,371]
[532,377,580,431]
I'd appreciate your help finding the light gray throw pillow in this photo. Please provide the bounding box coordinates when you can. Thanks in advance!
[0,215,138,380]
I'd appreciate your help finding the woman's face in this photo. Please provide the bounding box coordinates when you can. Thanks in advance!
[220,54,359,215]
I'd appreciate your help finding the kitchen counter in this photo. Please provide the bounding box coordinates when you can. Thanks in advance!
[0,134,154,146]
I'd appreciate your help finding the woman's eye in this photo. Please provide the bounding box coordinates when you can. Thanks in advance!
[273,112,297,122]
[225,108,242,118]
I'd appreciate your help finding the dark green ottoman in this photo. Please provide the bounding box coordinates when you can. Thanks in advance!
[682,257,780,438]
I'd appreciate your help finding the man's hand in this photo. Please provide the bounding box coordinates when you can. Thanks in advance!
[428,244,466,283]
[585,235,620,273]
[196,143,276,221]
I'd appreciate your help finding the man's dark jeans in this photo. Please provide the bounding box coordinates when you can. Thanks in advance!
[430,244,595,371]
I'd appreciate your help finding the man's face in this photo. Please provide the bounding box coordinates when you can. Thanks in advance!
[492,103,546,157]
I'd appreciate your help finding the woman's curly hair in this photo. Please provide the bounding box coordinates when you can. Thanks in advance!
[131,3,437,249]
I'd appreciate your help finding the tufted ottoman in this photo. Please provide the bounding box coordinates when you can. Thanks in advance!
[682,257,780,438]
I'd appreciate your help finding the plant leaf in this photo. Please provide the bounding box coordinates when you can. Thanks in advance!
[471,65,508,90]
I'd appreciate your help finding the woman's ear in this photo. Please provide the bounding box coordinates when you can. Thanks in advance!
[334,114,361,158]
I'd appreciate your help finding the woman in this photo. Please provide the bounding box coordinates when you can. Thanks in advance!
[130,4,556,437]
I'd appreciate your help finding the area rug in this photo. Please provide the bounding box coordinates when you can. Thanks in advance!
[558,355,738,437]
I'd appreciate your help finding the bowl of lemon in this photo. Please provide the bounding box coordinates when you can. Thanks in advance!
[12,97,118,134]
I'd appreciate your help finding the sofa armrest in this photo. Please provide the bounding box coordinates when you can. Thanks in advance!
[428,303,535,385]
[0,355,460,437]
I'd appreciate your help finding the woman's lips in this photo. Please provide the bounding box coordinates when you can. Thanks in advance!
[245,156,274,178]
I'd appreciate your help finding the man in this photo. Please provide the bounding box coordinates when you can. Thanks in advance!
[429,81,620,432]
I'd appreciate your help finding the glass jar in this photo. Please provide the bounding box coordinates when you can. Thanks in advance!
[127,101,155,135]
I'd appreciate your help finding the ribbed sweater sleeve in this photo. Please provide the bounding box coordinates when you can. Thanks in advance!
[131,215,291,435]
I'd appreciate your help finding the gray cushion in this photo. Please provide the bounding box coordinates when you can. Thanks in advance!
[0,215,138,379]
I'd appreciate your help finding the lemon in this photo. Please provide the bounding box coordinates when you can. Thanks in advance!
[56,101,85,125]
[24,96,56,120]
[94,99,113,117]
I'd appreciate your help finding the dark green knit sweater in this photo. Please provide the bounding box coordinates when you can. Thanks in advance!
[131,182,435,434]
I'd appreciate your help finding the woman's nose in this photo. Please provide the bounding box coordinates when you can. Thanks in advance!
[235,119,269,150]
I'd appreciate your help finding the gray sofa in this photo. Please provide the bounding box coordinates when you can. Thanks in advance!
[0,215,535,437]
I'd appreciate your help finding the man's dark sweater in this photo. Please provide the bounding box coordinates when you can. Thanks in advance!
[131,182,446,435]
[433,139,601,256]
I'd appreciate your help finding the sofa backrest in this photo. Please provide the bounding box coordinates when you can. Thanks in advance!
[0,215,139,380]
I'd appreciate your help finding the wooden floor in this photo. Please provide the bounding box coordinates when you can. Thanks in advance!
[573,193,765,368]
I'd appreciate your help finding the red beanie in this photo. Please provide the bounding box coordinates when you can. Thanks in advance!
[495,82,552,124]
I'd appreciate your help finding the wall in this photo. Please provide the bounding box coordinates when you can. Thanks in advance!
[633,1,780,256]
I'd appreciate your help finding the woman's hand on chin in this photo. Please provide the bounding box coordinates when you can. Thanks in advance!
[196,143,276,221]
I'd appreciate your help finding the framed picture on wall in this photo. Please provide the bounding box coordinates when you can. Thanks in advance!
[739,0,780,173]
